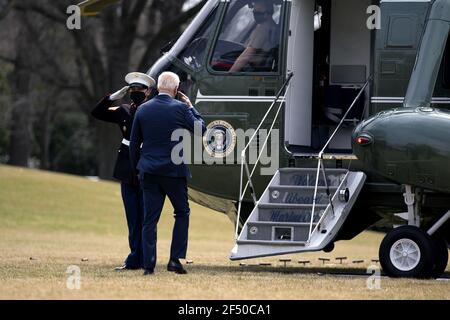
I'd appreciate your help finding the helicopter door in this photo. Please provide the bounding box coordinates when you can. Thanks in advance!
[285,0,315,148]
[285,0,373,155]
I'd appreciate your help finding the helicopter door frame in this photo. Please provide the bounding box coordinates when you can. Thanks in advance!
[284,0,374,159]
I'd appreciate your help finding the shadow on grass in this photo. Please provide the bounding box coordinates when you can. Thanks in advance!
[189,264,450,279]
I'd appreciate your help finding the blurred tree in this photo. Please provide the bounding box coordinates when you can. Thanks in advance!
[5,11,33,167]
[0,0,14,20]
[0,62,11,161]
[1,0,206,177]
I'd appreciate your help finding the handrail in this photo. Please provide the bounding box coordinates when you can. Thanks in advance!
[318,76,373,159]
[310,171,350,237]
[235,72,294,240]
[241,72,294,156]
[307,76,372,243]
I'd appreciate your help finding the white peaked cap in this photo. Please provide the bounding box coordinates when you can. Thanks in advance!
[125,72,156,88]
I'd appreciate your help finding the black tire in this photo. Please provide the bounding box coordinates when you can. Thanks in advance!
[323,242,335,253]
[431,237,449,279]
[379,226,435,278]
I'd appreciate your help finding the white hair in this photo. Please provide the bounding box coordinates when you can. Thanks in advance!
[157,72,180,92]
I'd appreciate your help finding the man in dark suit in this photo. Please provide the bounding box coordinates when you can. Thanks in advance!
[92,72,155,271]
[129,71,206,276]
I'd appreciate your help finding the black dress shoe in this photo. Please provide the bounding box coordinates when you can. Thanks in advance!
[143,269,154,276]
[114,265,140,271]
[167,259,187,274]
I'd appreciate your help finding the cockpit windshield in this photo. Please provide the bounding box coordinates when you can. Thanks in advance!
[162,0,283,74]
[165,0,220,63]
[210,0,283,73]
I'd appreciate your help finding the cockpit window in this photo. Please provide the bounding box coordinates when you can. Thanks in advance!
[177,7,218,70]
[210,0,282,73]
[441,32,450,89]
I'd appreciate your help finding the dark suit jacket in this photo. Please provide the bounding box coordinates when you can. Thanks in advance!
[91,96,138,184]
[129,94,206,178]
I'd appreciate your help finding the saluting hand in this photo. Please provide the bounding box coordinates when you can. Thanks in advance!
[178,91,193,108]
[110,86,130,101]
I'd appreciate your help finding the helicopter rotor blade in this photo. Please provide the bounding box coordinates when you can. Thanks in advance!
[77,0,122,16]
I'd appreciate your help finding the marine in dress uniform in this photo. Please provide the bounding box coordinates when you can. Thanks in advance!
[129,72,206,276]
[91,72,156,270]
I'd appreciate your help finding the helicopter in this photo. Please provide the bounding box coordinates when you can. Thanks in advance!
[78,0,121,16]
[80,0,450,278]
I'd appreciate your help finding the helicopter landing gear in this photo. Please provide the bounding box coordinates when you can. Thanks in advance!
[428,210,450,278]
[379,186,449,278]
[430,236,449,279]
[379,226,435,278]
[394,185,422,227]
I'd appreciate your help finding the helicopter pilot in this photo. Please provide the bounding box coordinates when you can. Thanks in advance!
[230,0,279,72]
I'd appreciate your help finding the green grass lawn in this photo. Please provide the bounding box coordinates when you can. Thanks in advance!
[0,165,449,299]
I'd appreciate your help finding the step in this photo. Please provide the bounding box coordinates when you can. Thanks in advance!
[232,170,367,260]
[268,186,337,205]
[279,168,348,187]
[257,203,328,223]
[236,239,307,246]
[246,221,313,242]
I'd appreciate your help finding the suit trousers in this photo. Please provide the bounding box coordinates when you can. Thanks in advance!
[140,174,190,271]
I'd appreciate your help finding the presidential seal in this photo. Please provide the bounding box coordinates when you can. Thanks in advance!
[203,120,237,158]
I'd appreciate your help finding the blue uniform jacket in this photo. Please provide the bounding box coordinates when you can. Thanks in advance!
[129,94,206,178]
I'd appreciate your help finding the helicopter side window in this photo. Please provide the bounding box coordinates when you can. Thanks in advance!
[441,33,450,89]
[177,8,218,71]
[210,0,282,73]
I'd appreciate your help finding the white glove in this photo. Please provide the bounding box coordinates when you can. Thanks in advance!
[109,86,130,101]
[314,8,322,31]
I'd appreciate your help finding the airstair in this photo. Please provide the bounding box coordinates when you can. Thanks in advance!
[230,168,366,260]
[230,74,371,261]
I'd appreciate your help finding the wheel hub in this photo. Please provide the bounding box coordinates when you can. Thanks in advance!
[389,238,421,272]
